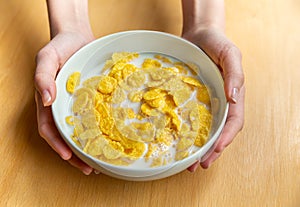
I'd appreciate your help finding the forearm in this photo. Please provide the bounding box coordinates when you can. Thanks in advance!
[181,0,225,34]
[46,0,93,37]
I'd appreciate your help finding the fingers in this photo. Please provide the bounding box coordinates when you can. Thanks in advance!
[187,160,200,172]
[214,86,245,153]
[218,41,244,104]
[199,86,245,168]
[200,151,221,169]
[34,44,59,106]
[35,92,94,175]
[182,28,245,171]
[35,92,72,160]
[67,155,93,175]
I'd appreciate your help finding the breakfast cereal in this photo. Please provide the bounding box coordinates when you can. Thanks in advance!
[65,52,212,167]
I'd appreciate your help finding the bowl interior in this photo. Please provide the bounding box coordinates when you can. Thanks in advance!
[52,30,228,180]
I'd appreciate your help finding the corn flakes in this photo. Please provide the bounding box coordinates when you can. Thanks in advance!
[65,52,212,168]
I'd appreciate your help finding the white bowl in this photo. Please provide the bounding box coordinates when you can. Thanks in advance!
[52,30,228,181]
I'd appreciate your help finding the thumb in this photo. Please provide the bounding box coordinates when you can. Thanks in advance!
[219,43,244,103]
[35,45,59,106]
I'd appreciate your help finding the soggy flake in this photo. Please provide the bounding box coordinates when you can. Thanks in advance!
[72,92,89,114]
[111,86,126,104]
[127,70,146,88]
[149,69,174,81]
[83,76,103,89]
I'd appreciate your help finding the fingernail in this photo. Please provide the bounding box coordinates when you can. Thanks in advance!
[42,90,52,106]
[82,167,93,175]
[231,88,239,103]
[61,151,72,160]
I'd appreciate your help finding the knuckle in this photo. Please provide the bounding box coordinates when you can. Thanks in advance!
[35,47,48,63]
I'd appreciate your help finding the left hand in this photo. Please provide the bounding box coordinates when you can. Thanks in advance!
[182,27,245,171]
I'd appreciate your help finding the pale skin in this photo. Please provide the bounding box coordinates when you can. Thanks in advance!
[35,0,244,175]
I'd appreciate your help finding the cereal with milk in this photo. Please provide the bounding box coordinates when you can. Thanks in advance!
[65,52,212,167]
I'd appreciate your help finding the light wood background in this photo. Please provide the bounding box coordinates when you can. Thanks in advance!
[1,0,300,206]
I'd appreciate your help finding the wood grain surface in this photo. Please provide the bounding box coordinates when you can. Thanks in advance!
[0,0,299,206]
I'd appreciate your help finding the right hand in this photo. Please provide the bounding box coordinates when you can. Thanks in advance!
[35,31,95,175]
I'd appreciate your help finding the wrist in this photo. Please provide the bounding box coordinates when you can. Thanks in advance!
[181,0,225,35]
[47,0,93,38]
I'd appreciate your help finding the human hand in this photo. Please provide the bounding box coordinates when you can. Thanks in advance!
[35,31,95,175]
[182,27,245,171]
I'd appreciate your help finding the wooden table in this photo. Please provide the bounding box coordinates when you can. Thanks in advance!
[1,0,299,206]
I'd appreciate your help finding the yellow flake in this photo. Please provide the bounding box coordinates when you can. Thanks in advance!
[94,91,104,107]
[122,64,139,79]
[170,86,192,106]
[197,84,211,105]
[112,52,139,63]
[181,76,202,87]
[155,129,174,146]
[163,107,181,131]
[140,103,159,116]
[142,58,161,69]
[186,62,199,75]
[175,150,189,161]
[131,122,152,131]
[147,97,165,108]
[128,91,144,103]
[66,72,81,94]
[174,64,188,75]
[97,76,117,94]
[143,88,167,100]
[65,116,74,126]
[194,105,212,147]
[154,54,172,64]
[164,95,177,109]
[126,108,136,119]
[96,103,115,135]
[176,137,194,151]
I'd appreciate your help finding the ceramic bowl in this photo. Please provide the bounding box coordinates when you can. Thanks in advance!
[52,30,228,181]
